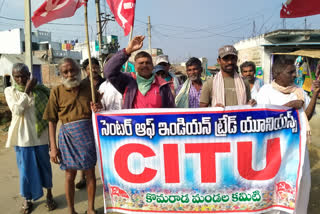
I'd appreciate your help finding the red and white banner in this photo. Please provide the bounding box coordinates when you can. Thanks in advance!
[281,0,320,18]
[32,0,85,28]
[106,0,136,36]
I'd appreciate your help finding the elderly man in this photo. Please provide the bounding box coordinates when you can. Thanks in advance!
[200,45,255,107]
[5,63,56,214]
[175,57,203,108]
[43,58,100,214]
[75,57,106,190]
[257,59,320,214]
[240,61,264,100]
[104,35,175,109]
[155,54,180,95]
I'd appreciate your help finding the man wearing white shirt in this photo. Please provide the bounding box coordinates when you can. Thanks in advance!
[257,59,320,214]
[5,63,56,214]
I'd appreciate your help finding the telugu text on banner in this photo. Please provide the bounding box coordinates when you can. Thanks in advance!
[93,105,307,213]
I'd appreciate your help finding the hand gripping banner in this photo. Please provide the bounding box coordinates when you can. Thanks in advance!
[93,105,307,213]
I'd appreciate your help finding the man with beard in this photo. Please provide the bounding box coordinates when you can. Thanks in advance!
[43,58,101,214]
[240,61,264,100]
[175,57,203,108]
[104,35,175,109]
[200,45,255,107]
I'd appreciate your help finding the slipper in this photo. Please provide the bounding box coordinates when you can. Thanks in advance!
[20,201,33,214]
[84,210,97,214]
[75,179,86,189]
[45,197,57,211]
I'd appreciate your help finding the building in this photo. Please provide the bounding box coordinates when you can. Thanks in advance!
[0,54,45,92]
[0,28,83,89]
[234,29,320,83]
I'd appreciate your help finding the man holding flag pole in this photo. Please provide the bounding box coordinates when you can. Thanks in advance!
[33,1,102,214]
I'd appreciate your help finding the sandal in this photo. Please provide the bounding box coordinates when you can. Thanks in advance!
[75,179,86,189]
[20,201,33,214]
[45,197,57,211]
[85,210,97,214]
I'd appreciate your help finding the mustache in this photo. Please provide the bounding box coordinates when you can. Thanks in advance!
[61,73,81,88]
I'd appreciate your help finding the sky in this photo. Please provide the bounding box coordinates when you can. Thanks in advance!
[1,0,320,65]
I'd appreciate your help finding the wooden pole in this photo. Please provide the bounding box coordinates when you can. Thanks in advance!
[84,2,96,103]
[24,0,33,75]
[124,27,133,72]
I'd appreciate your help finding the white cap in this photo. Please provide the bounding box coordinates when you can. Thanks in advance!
[155,55,169,65]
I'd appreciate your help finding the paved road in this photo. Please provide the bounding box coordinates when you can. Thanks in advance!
[0,104,320,214]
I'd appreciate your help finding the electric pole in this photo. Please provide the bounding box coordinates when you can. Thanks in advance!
[304,18,307,30]
[252,21,256,37]
[148,16,152,56]
[24,0,33,74]
[282,18,286,29]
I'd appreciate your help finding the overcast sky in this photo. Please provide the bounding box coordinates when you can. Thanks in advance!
[1,0,320,65]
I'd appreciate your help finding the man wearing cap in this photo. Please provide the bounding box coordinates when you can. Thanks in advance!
[104,35,175,109]
[200,45,255,107]
[155,55,180,96]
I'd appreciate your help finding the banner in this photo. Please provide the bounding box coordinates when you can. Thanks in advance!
[280,0,320,18]
[106,0,136,36]
[93,106,307,213]
[32,0,85,28]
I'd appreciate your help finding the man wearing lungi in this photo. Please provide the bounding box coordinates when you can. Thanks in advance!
[5,63,57,214]
[43,58,101,214]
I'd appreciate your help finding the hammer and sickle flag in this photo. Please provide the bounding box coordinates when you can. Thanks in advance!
[32,0,85,28]
[106,0,136,36]
[281,0,320,18]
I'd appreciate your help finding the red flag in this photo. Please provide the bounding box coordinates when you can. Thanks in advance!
[108,184,130,199]
[32,0,85,28]
[281,0,320,18]
[106,0,136,36]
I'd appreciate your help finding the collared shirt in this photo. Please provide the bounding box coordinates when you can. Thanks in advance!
[133,77,162,108]
[43,79,94,124]
[4,86,49,147]
[99,80,123,110]
[251,78,264,100]
[188,83,202,108]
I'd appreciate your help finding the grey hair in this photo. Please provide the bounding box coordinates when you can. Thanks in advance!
[58,57,80,71]
[12,63,30,75]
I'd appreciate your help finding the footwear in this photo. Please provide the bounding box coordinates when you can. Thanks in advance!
[45,197,57,211]
[75,179,86,189]
[85,210,97,214]
[20,201,33,214]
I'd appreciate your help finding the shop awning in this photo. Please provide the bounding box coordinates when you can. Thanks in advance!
[272,49,320,59]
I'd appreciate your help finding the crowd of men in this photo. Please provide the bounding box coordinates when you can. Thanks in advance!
[4,35,320,214]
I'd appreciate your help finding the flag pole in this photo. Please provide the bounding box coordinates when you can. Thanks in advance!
[84,1,96,103]
[124,26,134,72]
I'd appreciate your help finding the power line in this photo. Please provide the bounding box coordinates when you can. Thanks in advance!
[0,15,85,26]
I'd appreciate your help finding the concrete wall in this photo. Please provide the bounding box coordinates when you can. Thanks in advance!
[234,35,272,83]
[41,64,61,88]
[0,28,23,54]
[0,57,14,76]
